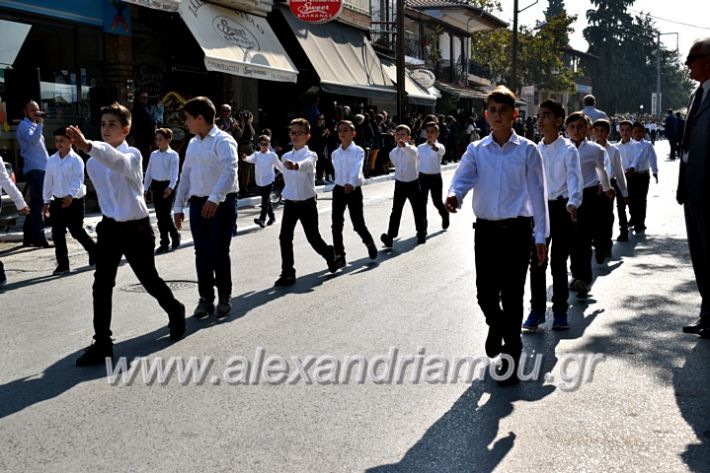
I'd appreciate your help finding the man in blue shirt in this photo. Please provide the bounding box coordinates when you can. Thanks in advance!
[17,100,50,247]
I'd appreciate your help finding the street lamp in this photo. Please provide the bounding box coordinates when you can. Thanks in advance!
[640,104,644,117]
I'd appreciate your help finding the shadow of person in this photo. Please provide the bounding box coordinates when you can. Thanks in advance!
[675,340,710,471]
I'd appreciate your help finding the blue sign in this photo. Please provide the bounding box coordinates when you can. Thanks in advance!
[103,0,131,36]
[0,0,103,25]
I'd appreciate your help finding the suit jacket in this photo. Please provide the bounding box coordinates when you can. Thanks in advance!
[677,88,710,205]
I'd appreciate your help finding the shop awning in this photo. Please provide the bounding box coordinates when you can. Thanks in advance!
[436,81,488,100]
[380,59,437,106]
[122,0,179,12]
[282,10,395,100]
[0,20,31,68]
[179,1,298,83]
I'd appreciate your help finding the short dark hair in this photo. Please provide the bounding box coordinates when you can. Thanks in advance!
[257,134,271,143]
[424,114,438,124]
[182,96,216,125]
[592,119,611,132]
[619,120,633,128]
[632,121,645,131]
[486,85,516,108]
[395,124,412,135]
[101,102,132,127]
[155,128,173,140]
[424,122,439,132]
[337,120,355,132]
[53,126,70,138]
[583,94,596,106]
[290,118,310,134]
[565,111,586,127]
[539,100,565,119]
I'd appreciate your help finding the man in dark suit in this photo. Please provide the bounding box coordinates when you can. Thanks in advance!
[678,37,710,338]
[664,109,679,159]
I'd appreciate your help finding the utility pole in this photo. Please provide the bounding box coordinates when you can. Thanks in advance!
[656,31,678,115]
[511,0,537,94]
[396,0,406,122]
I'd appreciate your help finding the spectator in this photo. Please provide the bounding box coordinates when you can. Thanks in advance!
[130,91,157,168]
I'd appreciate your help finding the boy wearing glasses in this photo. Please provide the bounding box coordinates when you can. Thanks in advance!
[274,118,338,286]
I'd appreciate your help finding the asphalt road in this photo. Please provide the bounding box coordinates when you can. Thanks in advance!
[0,139,708,473]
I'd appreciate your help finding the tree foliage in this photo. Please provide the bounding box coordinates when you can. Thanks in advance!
[582,0,692,114]
[545,0,566,20]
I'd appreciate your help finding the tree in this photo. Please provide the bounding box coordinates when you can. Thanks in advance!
[545,0,566,20]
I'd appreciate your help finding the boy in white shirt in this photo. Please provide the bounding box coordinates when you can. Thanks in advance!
[274,118,338,286]
[144,128,180,254]
[615,120,639,240]
[67,103,185,366]
[0,157,30,287]
[381,125,426,247]
[627,121,659,233]
[244,135,283,228]
[331,120,377,268]
[446,86,548,386]
[417,122,449,234]
[42,127,97,275]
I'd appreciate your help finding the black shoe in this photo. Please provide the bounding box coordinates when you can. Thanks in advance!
[267,218,276,226]
[635,225,646,233]
[442,213,450,230]
[171,234,181,251]
[35,240,52,248]
[682,317,710,334]
[169,303,186,340]
[155,246,170,255]
[485,324,503,358]
[334,254,347,269]
[380,233,393,248]
[595,249,605,264]
[253,218,265,228]
[366,242,378,260]
[76,342,113,367]
[574,280,589,299]
[616,233,629,242]
[495,355,520,387]
[274,274,296,286]
[53,265,70,275]
[0,270,6,288]
[88,252,96,267]
[417,235,426,245]
[193,298,214,319]
[699,327,710,339]
[216,297,232,318]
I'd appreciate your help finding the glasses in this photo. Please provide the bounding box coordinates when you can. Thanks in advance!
[685,53,709,66]
[289,131,306,136]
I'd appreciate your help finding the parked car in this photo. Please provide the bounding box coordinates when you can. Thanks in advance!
[0,161,20,230]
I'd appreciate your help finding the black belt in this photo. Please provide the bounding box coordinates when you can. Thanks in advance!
[102,216,150,227]
[475,216,532,230]
[284,197,316,204]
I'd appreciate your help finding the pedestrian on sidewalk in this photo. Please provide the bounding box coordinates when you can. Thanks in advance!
[0,156,30,288]
[330,120,377,269]
[446,85,549,386]
[380,125,426,248]
[627,122,658,233]
[143,128,180,255]
[615,120,640,240]
[173,97,239,319]
[273,118,339,286]
[244,135,283,228]
[417,122,450,234]
[522,100,582,333]
[67,103,185,366]
[678,37,710,339]
[42,127,97,275]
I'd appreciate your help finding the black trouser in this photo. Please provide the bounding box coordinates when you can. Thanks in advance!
[669,137,679,159]
[419,172,448,233]
[570,186,603,285]
[92,216,181,344]
[258,183,275,222]
[279,198,333,277]
[612,178,628,235]
[189,193,237,301]
[475,217,532,356]
[386,179,425,239]
[22,169,46,245]
[628,171,651,230]
[331,185,374,258]
[599,183,615,254]
[150,180,179,248]
[529,198,574,315]
[50,197,96,268]
[685,202,710,318]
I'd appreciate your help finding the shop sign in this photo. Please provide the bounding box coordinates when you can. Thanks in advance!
[288,0,344,24]
[410,69,436,89]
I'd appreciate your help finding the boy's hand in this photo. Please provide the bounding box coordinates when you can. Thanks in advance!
[567,205,577,222]
[397,139,406,148]
[201,200,218,219]
[535,244,547,267]
[43,204,50,218]
[624,196,630,205]
[344,184,354,194]
[19,206,30,215]
[61,196,73,208]
[174,213,184,230]
[163,188,172,198]
[605,188,616,199]
[66,126,91,153]
[284,160,299,170]
[445,195,459,213]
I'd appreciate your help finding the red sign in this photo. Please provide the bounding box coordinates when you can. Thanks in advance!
[288,0,344,23]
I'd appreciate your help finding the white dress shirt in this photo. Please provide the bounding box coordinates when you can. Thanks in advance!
[630,138,658,173]
[602,143,628,198]
[615,140,640,171]
[144,147,179,191]
[280,146,317,201]
[576,140,611,191]
[417,141,446,175]
[42,149,87,203]
[173,126,239,212]
[331,143,365,188]
[448,132,549,244]
[390,143,419,182]
[244,150,283,187]
[537,136,583,209]
[0,156,27,210]
[86,141,149,222]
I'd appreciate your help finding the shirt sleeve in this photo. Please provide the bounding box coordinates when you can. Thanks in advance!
[0,159,27,209]
[350,147,365,185]
[42,161,54,203]
[271,153,285,173]
[296,151,317,174]
[143,153,154,192]
[447,143,478,207]
[17,121,44,146]
[68,155,85,198]
[208,137,239,204]
[595,148,612,191]
[565,146,583,209]
[88,141,142,182]
[172,154,192,213]
[437,143,446,160]
[169,151,179,190]
[526,146,550,244]
[648,143,658,174]
[610,149,628,197]
[243,152,257,164]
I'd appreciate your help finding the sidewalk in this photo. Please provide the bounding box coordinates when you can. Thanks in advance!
[0,163,459,242]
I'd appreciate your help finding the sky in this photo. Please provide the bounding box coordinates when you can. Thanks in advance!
[499,0,710,59]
